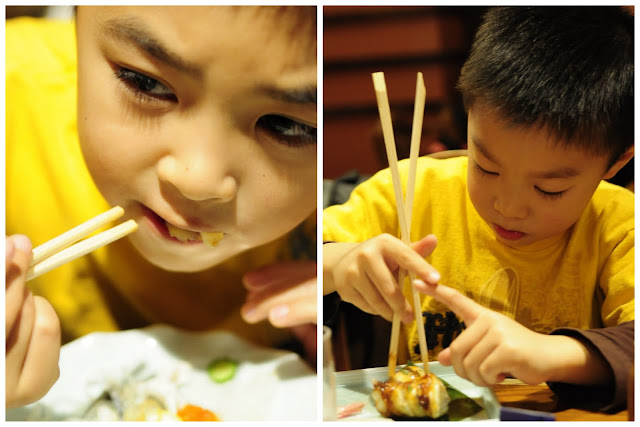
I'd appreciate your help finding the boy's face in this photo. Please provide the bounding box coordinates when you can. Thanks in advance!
[76,6,317,271]
[466,105,612,248]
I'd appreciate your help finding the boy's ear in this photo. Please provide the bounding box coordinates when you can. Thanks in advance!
[603,146,634,179]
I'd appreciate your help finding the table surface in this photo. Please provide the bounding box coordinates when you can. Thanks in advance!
[494,378,629,421]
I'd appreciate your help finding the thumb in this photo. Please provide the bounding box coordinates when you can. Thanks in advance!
[411,234,438,258]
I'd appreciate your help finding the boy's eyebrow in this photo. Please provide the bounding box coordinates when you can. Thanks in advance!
[259,85,317,105]
[101,17,202,78]
[471,138,499,164]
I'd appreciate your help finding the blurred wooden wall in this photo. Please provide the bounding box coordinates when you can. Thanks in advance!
[323,6,487,179]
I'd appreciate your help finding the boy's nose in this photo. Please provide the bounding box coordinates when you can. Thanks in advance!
[493,194,528,220]
[156,155,237,202]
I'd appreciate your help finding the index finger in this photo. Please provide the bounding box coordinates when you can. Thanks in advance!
[380,237,441,284]
[413,280,482,324]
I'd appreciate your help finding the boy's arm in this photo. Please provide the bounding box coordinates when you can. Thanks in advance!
[547,321,634,413]
[415,280,630,408]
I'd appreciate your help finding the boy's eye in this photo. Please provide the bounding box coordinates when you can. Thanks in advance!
[115,67,177,103]
[535,187,566,200]
[473,161,498,176]
[257,115,316,147]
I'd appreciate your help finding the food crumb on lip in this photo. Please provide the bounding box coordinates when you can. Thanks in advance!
[201,232,224,247]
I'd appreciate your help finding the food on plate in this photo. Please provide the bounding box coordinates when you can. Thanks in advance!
[177,404,220,421]
[337,402,365,419]
[371,364,450,419]
[207,357,239,383]
[167,223,224,247]
[81,363,219,421]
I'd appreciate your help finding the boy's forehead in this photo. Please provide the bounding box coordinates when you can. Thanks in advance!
[94,6,315,45]
[469,104,580,149]
[468,105,610,171]
[89,6,316,77]
[468,100,615,161]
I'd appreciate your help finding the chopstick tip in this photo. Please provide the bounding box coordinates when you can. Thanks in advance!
[372,72,387,91]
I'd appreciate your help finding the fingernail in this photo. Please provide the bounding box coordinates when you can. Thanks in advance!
[270,305,289,320]
[241,304,257,322]
[12,235,32,255]
[427,271,441,284]
[243,270,268,289]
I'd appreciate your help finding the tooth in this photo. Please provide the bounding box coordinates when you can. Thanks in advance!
[201,232,224,247]
[167,223,200,242]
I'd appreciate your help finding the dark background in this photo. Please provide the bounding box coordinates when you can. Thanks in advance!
[324,6,487,180]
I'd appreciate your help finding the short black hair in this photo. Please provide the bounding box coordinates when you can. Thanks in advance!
[458,7,633,164]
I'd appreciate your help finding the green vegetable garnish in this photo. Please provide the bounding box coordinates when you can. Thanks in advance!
[206,357,238,383]
[440,378,483,421]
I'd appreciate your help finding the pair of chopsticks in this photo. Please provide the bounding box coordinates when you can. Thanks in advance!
[371,71,430,376]
[26,206,138,281]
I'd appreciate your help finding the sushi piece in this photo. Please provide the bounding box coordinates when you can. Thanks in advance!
[371,364,450,419]
[81,362,219,421]
[82,387,179,421]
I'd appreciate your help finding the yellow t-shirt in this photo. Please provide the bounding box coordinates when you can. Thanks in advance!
[6,17,316,346]
[323,156,634,361]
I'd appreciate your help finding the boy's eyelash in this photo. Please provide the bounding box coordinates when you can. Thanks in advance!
[114,67,177,104]
[257,115,316,148]
[474,160,566,200]
[473,161,498,176]
[535,187,565,200]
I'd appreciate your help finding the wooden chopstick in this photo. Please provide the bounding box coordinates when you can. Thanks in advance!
[405,72,426,230]
[387,269,405,376]
[26,206,138,281]
[405,73,429,372]
[30,206,124,266]
[372,72,429,375]
[371,72,409,376]
[372,73,412,241]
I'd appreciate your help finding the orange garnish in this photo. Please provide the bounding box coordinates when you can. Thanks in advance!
[177,404,219,421]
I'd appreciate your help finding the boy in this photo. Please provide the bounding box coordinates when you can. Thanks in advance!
[6,6,317,408]
[323,7,633,411]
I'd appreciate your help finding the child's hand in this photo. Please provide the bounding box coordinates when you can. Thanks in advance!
[414,280,610,388]
[324,234,441,323]
[240,260,316,364]
[241,260,317,326]
[6,235,61,408]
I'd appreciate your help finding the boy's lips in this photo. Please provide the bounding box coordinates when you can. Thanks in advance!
[493,223,525,241]
[140,205,224,246]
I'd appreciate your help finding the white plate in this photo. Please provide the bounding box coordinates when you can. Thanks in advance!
[335,362,500,421]
[6,325,317,421]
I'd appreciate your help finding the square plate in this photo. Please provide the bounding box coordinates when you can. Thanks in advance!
[6,325,316,421]
[335,362,500,421]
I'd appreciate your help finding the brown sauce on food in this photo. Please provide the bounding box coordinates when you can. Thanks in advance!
[373,365,435,417]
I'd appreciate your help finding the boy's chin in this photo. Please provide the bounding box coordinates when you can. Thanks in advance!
[495,232,563,250]
[145,256,223,273]
[130,239,236,273]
